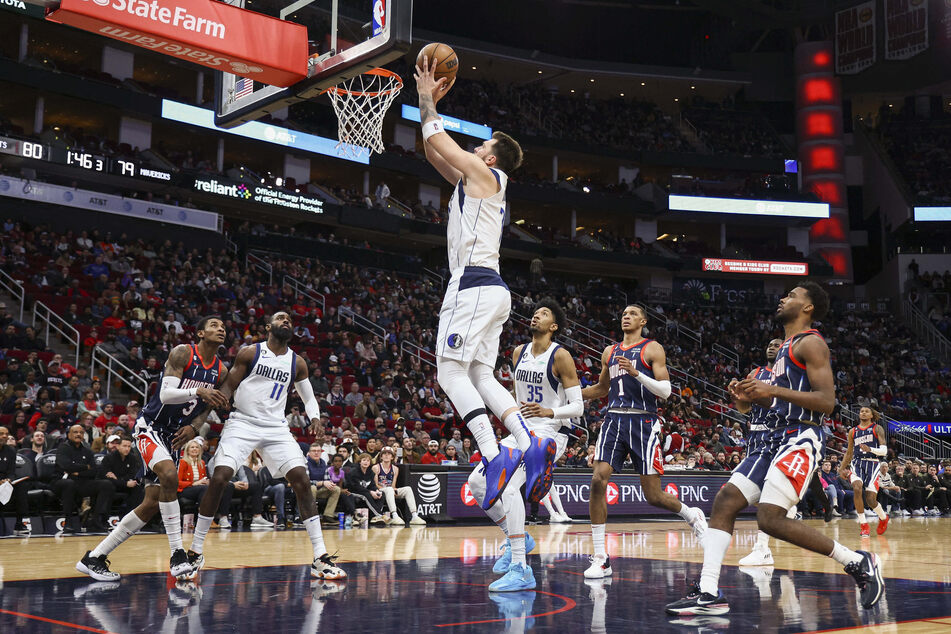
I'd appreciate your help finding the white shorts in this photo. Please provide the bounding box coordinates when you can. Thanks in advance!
[436,268,511,366]
[210,415,306,478]
[760,425,825,509]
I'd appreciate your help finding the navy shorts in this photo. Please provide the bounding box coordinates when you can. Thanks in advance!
[850,459,882,493]
[594,413,663,475]
[729,428,783,504]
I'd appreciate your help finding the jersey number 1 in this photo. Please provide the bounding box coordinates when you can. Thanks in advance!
[269,383,285,400]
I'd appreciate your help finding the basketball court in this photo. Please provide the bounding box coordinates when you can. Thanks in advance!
[2,518,950,632]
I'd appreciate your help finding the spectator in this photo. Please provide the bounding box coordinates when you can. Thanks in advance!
[52,424,114,532]
[373,447,426,526]
[178,439,233,529]
[446,428,464,456]
[306,443,340,527]
[324,453,355,520]
[76,389,102,420]
[97,433,121,456]
[94,402,120,431]
[99,435,144,514]
[354,392,380,420]
[20,430,47,462]
[343,382,363,408]
[399,437,420,464]
[443,444,460,465]
[420,440,445,465]
[459,437,475,463]
[0,426,30,535]
[232,453,271,528]
[877,463,904,516]
[345,452,387,523]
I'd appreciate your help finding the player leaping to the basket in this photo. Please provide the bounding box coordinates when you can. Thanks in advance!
[414,55,556,510]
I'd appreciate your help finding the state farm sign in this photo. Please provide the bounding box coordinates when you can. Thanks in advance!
[47,0,308,86]
[703,258,809,276]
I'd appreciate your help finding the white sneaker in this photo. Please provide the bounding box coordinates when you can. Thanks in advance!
[901,509,910,517]
[912,509,924,516]
[218,517,232,529]
[549,513,572,524]
[686,507,708,541]
[738,547,774,566]
[832,508,842,517]
[409,515,427,526]
[584,555,612,579]
[249,516,272,529]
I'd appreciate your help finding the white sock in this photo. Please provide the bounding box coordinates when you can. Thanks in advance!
[510,534,526,566]
[830,541,863,566]
[551,487,567,516]
[159,500,183,554]
[304,515,327,559]
[90,511,146,557]
[699,528,731,595]
[856,513,866,524]
[502,411,531,451]
[541,495,556,517]
[755,531,770,551]
[467,415,499,461]
[871,504,887,520]
[592,523,606,558]
[190,514,214,555]
[786,505,798,519]
[675,503,693,521]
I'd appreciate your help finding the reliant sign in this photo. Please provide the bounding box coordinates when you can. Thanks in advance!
[194,178,324,214]
[47,0,308,86]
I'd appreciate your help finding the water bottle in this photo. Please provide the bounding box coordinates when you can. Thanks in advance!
[345,515,353,529]
[337,512,345,528]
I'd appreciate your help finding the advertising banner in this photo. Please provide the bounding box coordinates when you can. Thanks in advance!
[405,470,754,520]
[673,277,765,305]
[835,1,877,74]
[702,258,809,276]
[47,0,308,86]
[888,420,951,436]
[884,0,929,60]
[193,177,325,214]
[668,195,829,219]
[0,176,220,231]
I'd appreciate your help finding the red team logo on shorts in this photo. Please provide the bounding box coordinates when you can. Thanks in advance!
[665,483,680,498]
[136,435,157,467]
[653,445,665,475]
[777,449,811,494]
[606,482,619,505]
[460,483,477,506]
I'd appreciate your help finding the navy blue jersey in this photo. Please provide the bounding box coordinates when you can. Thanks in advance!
[749,366,782,430]
[140,344,224,438]
[607,339,657,412]
[769,329,826,426]
[851,424,881,462]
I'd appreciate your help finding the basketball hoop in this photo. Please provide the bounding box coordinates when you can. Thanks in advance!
[324,68,402,159]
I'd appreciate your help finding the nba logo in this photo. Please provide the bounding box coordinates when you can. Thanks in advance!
[372,0,386,36]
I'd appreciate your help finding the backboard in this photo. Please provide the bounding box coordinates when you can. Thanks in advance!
[214,0,412,129]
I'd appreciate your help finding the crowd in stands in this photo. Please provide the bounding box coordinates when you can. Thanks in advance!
[683,106,787,158]
[2,220,949,533]
[877,112,951,203]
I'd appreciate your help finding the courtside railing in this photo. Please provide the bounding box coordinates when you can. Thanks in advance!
[246,251,273,286]
[0,268,25,322]
[901,299,951,362]
[401,340,436,369]
[33,301,80,368]
[283,275,326,312]
[337,305,386,340]
[91,345,149,402]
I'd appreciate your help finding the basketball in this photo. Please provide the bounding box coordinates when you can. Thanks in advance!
[416,42,459,85]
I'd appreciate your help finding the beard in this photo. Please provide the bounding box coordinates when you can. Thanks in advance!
[774,309,793,325]
[271,325,293,342]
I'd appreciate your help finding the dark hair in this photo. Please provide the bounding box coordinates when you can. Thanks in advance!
[195,315,221,333]
[629,304,648,323]
[533,297,567,336]
[490,131,523,173]
[797,280,829,321]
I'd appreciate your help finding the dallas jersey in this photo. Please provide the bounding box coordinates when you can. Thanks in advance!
[514,341,566,433]
[139,344,223,443]
[446,168,507,273]
[232,342,297,426]
[768,329,826,426]
[607,339,657,412]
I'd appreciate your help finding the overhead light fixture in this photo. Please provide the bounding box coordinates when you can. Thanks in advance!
[641,82,646,86]
[620,93,624,97]
[690,86,696,90]
[471,66,477,70]
[575,226,584,231]
[657,233,670,240]
[570,89,575,93]
[537,70,543,74]
[590,78,595,83]
[515,219,525,225]
[674,98,679,102]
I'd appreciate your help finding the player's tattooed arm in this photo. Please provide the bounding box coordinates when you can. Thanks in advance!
[219,344,255,401]
[171,406,213,451]
[161,345,228,408]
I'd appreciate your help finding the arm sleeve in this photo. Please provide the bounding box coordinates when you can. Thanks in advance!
[550,385,583,420]
[295,380,321,421]
[160,375,198,404]
[634,372,672,399]
[870,446,887,456]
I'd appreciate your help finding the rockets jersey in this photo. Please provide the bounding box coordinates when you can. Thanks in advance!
[377,463,395,488]
[446,168,507,274]
[232,342,296,426]
[607,339,657,412]
[514,341,567,432]
[749,366,783,430]
[851,424,882,462]
[768,329,826,426]
[140,344,223,437]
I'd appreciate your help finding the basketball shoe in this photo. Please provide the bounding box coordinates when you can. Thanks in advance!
[493,533,536,574]
[481,446,523,510]
[182,550,204,581]
[665,590,730,616]
[312,553,346,580]
[860,522,870,537]
[76,551,120,582]
[488,562,536,592]
[739,546,774,566]
[876,515,889,535]
[584,555,612,579]
[169,549,194,579]
[844,550,884,608]
[524,433,557,504]
[685,506,708,541]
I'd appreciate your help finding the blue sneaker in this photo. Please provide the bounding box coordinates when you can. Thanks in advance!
[493,533,537,574]
[489,590,536,628]
[481,447,523,510]
[524,433,557,503]
[488,563,536,592]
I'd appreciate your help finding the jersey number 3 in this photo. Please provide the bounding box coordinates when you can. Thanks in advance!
[525,385,543,403]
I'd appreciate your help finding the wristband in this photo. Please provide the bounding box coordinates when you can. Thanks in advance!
[422,119,445,141]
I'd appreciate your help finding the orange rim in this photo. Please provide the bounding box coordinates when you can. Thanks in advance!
[322,68,403,98]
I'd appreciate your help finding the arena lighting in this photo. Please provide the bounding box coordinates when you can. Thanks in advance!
[668,195,829,219]
[809,180,845,206]
[400,105,492,140]
[809,217,847,240]
[914,207,951,221]
[813,51,831,67]
[802,78,835,104]
[804,112,835,137]
[161,99,369,164]
[806,145,841,172]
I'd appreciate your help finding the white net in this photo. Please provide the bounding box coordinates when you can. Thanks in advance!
[325,69,402,159]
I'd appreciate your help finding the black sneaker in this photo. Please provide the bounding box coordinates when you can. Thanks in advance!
[823,505,833,523]
[76,551,120,581]
[844,550,884,608]
[665,590,730,615]
[169,548,194,579]
[13,521,30,536]
[526,514,542,525]
[180,550,204,580]
[311,553,346,580]
[685,578,701,599]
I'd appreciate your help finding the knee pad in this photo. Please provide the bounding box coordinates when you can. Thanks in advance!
[468,362,517,417]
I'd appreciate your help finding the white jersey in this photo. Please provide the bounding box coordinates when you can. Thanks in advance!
[232,342,296,427]
[514,341,566,433]
[446,168,507,273]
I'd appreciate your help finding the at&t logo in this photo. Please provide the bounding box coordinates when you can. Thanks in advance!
[417,473,441,503]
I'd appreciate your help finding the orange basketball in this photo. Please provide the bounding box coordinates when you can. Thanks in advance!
[416,42,459,85]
